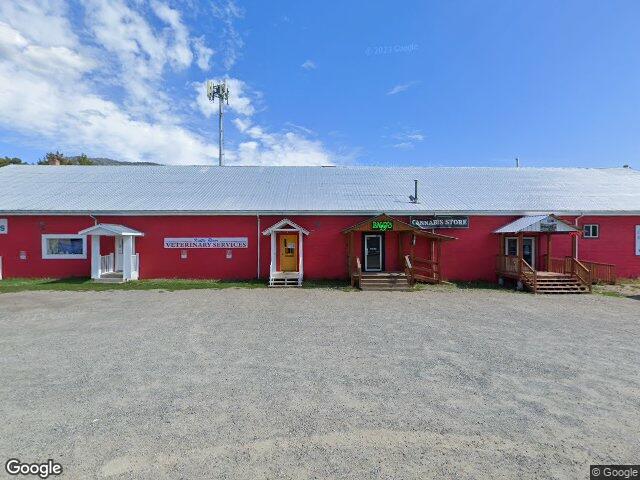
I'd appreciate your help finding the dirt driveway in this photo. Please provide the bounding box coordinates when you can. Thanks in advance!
[1,288,638,479]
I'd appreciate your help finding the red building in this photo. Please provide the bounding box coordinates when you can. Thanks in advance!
[1,165,639,291]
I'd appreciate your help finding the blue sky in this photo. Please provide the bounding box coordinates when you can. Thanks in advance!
[0,0,638,167]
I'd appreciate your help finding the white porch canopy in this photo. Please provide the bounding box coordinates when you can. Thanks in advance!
[78,224,144,281]
[494,214,580,234]
[262,218,309,286]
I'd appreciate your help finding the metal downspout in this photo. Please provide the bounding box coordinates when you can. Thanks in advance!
[257,214,261,279]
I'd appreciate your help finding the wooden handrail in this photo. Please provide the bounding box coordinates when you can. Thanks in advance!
[412,255,441,283]
[577,258,590,288]
[543,255,615,284]
[496,255,520,276]
[520,258,537,293]
[412,256,438,265]
[404,255,414,286]
[567,257,592,292]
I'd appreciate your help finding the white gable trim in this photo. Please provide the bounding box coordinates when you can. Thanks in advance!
[494,214,579,234]
[262,218,310,236]
[79,224,144,237]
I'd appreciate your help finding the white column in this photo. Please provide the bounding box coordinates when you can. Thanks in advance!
[91,235,101,279]
[270,233,276,274]
[298,232,304,285]
[123,235,133,281]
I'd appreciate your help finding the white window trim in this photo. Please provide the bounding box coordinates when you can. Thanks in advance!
[42,234,87,260]
[583,224,599,239]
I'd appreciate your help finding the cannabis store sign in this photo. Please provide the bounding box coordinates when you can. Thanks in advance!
[411,216,469,229]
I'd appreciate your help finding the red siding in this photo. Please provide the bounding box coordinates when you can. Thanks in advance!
[1,214,639,280]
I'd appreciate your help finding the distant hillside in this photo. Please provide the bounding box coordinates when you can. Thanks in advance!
[65,156,162,166]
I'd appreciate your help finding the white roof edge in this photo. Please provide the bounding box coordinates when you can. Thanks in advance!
[3,210,640,216]
[262,218,310,235]
[78,223,144,236]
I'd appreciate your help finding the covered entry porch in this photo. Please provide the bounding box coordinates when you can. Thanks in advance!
[494,215,591,293]
[79,224,143,282]
[343,214,455,290]
[262,219,309,287]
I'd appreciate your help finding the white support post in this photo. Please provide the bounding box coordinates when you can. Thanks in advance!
[123,235,133,281]
[91,235,101,279]
[298,232,303,285]
[270,233,276,275]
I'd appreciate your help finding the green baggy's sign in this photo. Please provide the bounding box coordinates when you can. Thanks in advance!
[371,220,393,231]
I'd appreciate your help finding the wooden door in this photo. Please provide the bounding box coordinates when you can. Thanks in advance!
[279,233,298,271]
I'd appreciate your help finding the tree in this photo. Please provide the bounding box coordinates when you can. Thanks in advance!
[76,153,92,165]
[0,156,25,167]
[38,151,67,165]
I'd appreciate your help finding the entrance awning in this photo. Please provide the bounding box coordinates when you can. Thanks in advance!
[494,215,579,234]
[78,224,144,236]
[342,213,456,240]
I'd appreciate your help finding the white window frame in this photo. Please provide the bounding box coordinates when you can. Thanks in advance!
[41,234,87,260]
[583,224,599,239]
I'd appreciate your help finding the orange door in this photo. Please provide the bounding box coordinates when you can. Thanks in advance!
[279,234,298,271]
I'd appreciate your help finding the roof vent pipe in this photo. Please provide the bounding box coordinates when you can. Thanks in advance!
[409,179,418,203]
[515,157,520,168]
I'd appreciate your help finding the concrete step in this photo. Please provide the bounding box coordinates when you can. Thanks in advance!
[94,277,125,284]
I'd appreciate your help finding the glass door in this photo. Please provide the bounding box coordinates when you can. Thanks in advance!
[505,237,536,269]
[364,234,383,271]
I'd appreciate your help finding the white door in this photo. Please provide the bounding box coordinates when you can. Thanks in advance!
[364,234,383,272]
[115,236,124,271]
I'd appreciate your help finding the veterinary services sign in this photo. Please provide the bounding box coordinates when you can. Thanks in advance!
[411,216,469,229]
[164,237,248,249]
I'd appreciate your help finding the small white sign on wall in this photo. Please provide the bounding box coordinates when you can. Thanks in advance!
[0,219,7,234]
[636,225,640,256]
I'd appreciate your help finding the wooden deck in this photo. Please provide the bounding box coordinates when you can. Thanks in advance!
[497,255,592,294]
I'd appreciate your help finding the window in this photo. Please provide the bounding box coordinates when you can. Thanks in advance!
[42,235,87,259]
[583,224,599,239]
[283,238,295,256]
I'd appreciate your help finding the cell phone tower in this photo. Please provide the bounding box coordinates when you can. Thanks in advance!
[206,80,230,166]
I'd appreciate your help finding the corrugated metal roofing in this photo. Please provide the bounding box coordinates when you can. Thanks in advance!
[493,215,580,233]
[0,165,639,215]
[494,215,550,233]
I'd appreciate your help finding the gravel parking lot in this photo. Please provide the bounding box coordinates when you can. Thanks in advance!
[1,288,639,479]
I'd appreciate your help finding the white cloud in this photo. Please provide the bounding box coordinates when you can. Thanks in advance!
[150,0,193,68]
[193,36,214,70]
[387,81,419,95]
[301,59,316,70]
[388,128,425,150]
[0,0,336,167]
[233,130,331,166]
[0,1,215,164]
[212,0,244,70]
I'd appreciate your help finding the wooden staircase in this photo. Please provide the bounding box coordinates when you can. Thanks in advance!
[268,271,302,287]
[360,272,411,291]
[522,272,589,294]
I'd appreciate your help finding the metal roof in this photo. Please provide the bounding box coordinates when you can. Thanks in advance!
[1,165,639,215]
[494,215,580,233]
